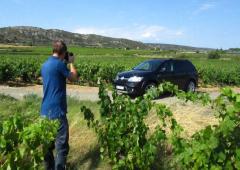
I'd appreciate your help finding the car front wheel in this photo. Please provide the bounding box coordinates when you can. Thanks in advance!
[145,83,157,93]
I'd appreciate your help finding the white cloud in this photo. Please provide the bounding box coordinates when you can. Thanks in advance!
[199,3,215,11]
[194,2,216,14]
[73,27,106,35]
[73,25,184,43]
[140,26,166,38]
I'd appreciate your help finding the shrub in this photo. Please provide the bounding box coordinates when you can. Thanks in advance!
[208,50,221,59]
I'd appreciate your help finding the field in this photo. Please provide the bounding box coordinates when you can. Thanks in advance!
[1,46,240,169]
[1,46,240,86]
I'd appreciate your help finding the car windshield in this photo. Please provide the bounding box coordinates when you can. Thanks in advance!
[133,60,163,71]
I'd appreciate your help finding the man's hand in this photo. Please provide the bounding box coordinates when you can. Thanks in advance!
[67,55,78,82]
[68,63,78,82]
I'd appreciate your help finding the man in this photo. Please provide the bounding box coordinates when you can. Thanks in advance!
[41,40,78,170]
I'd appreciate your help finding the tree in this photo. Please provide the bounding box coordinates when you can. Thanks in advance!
[208,50,221,59]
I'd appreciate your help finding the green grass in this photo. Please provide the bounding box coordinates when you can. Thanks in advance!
[0,94,111,169]
[0,45,158,56]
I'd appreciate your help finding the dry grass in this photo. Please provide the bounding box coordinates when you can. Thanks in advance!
[146,97,218,137]
[0,44,32,48]
[66,99,111,170]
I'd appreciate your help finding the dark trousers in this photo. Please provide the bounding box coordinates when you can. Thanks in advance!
[44,116,69,170]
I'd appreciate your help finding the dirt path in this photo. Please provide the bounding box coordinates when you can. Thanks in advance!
[0,84,99,101]
[0,84,240,102]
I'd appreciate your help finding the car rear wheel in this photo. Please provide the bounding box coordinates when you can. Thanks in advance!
[186,80,196,92]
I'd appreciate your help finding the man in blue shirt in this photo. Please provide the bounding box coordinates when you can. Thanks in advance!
[41,40,78,170]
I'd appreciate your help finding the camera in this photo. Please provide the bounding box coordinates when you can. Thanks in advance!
[64,51,74,63]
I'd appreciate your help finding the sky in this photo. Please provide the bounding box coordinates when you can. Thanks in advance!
[0,0,239,49]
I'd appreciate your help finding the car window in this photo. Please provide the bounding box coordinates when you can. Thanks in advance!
[174,60,196,73]
[133,60,163,71]
[185,61,196,72]
[161,61,174,72]
[139,62,150,70]
[174,60,185,72]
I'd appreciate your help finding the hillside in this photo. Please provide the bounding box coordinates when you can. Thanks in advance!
[0,26,147,49]
[146,43,213,51]
[0,26,212,51]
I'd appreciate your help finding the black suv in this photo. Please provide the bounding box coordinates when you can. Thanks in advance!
[113,59,198,96]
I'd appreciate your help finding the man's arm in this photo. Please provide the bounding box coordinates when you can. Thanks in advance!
[68,63,78,82]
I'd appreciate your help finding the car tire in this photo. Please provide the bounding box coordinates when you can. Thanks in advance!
[186,80,196,92]
[129,94,137,99]
[145,82,157,93]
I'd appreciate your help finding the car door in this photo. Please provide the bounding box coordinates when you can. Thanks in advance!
[156,60,175,84]
[173,60,189,89]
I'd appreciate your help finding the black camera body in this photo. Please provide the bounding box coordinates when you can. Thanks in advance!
[64,52,73,62]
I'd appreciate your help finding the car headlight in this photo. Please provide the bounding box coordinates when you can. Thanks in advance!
[128,76,143,82]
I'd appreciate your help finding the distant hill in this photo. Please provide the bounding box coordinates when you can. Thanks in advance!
[0,26,147,49]
[0,26,213,51]
[226,48,240,54]
[146,43,213,52]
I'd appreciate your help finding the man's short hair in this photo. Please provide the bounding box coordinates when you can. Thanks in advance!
[52,40,67,55]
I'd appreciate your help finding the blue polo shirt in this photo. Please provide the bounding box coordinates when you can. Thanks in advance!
[40,56,71,119]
